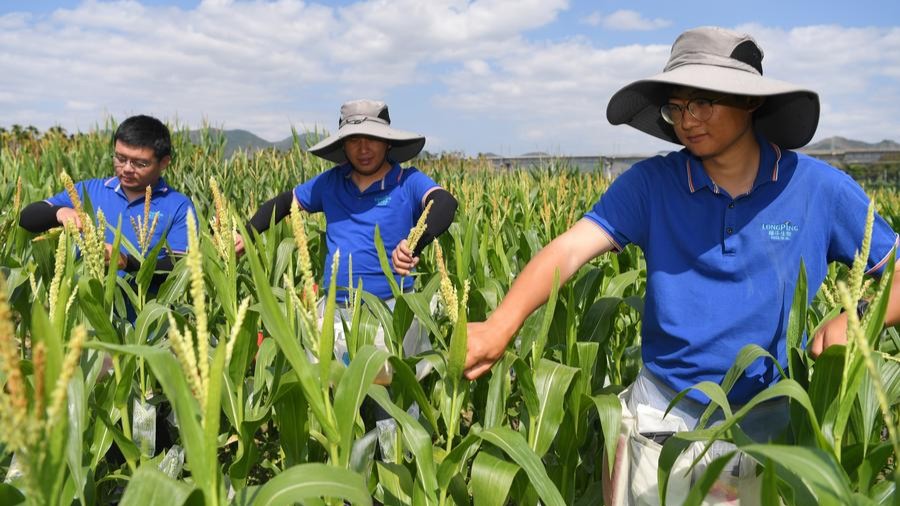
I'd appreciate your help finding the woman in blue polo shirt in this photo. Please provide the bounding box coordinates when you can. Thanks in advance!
[463,27,900,504]
[238,99,457,377]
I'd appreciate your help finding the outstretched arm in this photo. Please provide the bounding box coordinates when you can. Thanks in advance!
[236,189,297,255]
[19,201,82,232]
[811,261,900,357]
[464,218,616,379]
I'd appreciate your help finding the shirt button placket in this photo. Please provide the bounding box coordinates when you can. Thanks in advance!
[724,200,736,254]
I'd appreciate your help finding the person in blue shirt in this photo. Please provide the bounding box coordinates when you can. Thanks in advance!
[20,115,195,284]
[463,26,900,504]
[236,99,457,377]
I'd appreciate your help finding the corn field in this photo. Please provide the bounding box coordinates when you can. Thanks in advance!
[1,125,899,505]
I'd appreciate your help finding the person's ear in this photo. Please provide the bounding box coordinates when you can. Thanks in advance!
[746,96,765,111]
[158,155,171,170]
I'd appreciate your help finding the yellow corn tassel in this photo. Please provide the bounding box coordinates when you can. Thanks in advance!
[289,200,316,313]
[46,325,85,429]
[406,199,433,254]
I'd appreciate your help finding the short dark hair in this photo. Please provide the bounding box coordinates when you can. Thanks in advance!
[114,115,171,160]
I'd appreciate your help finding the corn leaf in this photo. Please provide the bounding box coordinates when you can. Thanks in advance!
[478,426,565,506]
[252,463,371,506]
[470,450,519,506]
[119,467,199,506]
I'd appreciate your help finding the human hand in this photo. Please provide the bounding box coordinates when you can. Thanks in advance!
[56,207,82,230]
[464,321,511,380]
[234,233,246,257]
[392,239,419,275]
[810,312,849,358]
[104,243,127,270]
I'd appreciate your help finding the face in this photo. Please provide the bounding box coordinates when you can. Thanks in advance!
[343,135,390,176]
[113,140,169,195]
[666,88,758,159]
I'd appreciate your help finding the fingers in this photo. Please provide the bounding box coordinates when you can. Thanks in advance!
[464,361,495,380]
[234,233,246,257]
[809,330,824,358]
[392,242,419,275]
[810,313,849,358]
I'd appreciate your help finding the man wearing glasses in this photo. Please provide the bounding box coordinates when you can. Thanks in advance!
[464,27,900,504]
[19,114,195,282]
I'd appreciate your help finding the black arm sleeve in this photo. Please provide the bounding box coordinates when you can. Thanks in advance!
[19,201,64,233]
[414,189,458,256]
[245,190,295,235]
[123,254,175,273]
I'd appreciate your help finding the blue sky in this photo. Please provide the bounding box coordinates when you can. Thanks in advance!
[2,0,899,155]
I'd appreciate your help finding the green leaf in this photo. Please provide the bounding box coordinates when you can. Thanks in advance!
[374,224,401,298]
[588,393,622,476]
[135,229,167,297]
[368,385,439,504]
[478,427,565,506]
[0,484,25,505]
[577,297,621,344]
[376,461,413,505]
[484,353,513,430]
[531,270,559,362]
[252,463,372,506]
[273,383,309,468]
[786,258,808,379]
[471,450,520,506]
[333,345,389,466]
[741,444,853,504]
[385,355,438,433]
[530,359,579,457]
[133,301,170,345]
[65,370,87,503]
[119,466,199,506]
[446,295,469,384]
[86,343,211,490]
[240,229,336,441]
[78,277,120,343]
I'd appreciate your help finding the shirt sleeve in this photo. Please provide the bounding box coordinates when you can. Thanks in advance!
[404,168,441,213]
[826,174,898,275]
[45,181,85,207]
[165,198,197,255]
[583,163,650,251]
[293,171,328,213]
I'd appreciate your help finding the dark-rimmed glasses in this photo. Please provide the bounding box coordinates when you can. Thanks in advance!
[113,153,154,170]
[660,98,724,125]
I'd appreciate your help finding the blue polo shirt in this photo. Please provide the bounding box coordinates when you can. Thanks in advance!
[585,138,898,404]
[47,176,195,257]
[294,162,440,301]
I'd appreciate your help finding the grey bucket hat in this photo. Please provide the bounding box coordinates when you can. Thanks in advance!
[308,99,426,164]
[606,26,820,149]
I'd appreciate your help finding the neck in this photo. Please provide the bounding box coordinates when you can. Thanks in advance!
[350,160,392,191]
[701,128,760,196]
[121,179,158,202]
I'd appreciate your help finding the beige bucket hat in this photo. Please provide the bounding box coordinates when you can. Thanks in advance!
[606,26,820,149]
[308,99,426,164]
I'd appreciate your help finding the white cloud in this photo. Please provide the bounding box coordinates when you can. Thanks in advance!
[584,10,671,31]
[0,2,898,156]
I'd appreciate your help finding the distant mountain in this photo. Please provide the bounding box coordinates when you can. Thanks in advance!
[804,136,900,152]
[182,128,321,157]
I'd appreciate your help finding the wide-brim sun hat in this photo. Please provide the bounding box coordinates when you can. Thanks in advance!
[308,99,426,164]
[606,26,820,150]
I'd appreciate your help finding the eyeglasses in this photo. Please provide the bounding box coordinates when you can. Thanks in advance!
[660,97,724,125]
[113,153,154,170]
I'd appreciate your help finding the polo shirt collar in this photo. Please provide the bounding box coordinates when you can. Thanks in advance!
[340,161,405,193]
[684,134,783,195]
[104,176,171,199]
